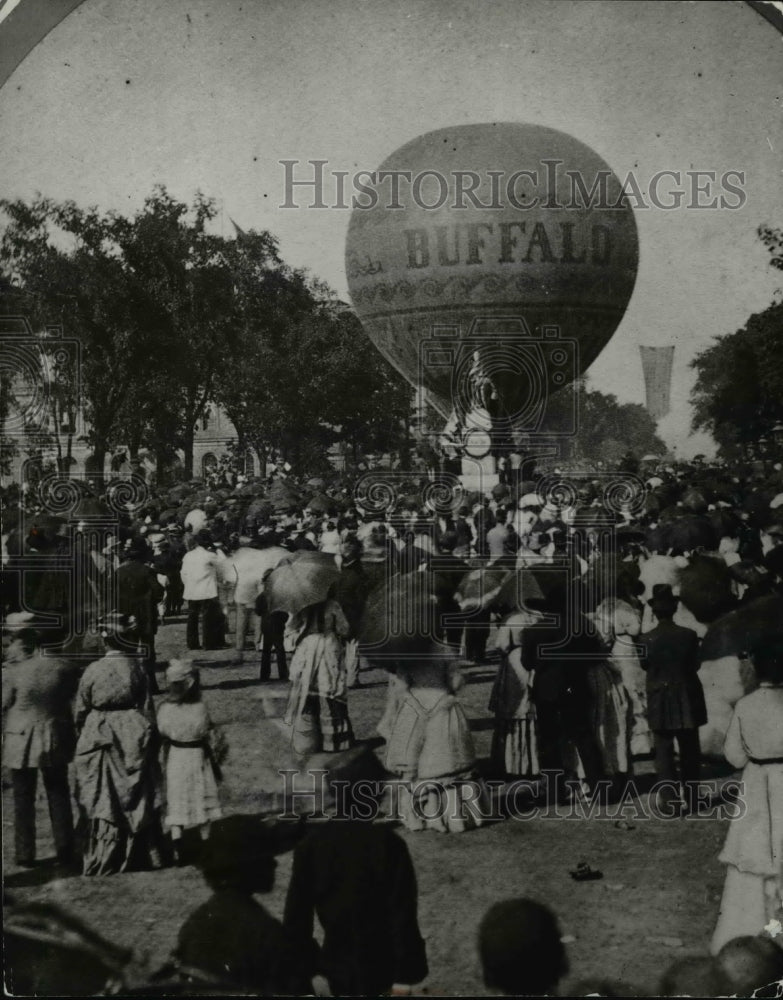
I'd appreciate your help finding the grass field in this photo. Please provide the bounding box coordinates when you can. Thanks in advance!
[3,616,730,995]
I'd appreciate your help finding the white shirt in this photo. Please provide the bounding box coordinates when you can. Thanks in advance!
[181,545,218,600]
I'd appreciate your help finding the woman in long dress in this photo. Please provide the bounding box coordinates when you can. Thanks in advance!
[710,643,783,953]
[384,657,487,833]
[74,613,164,875]
[587,599,636,780]
[489,608,542,779]
[284,598,354,755]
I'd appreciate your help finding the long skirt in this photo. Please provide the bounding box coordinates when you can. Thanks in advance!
[587,663,632,776]
[164,747,222,829]
[75,709,163,876]
[291,695,354,755]
[491,717,539,778]
[80,816,164,876]
[387,690,487,832]
[710,866,783,954]
[396,770,488,833]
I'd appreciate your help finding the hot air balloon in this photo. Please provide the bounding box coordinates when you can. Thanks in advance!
[345,123,639,461]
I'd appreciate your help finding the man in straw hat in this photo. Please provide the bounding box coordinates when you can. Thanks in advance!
[638,583,706,810]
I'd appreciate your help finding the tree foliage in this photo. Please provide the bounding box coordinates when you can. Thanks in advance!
[690,301,783,457]
[530,377,665,464]
[0,189,414,481]
[688,225,783,459]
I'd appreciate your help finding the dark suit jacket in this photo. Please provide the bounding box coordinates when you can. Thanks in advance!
[116,560,164,635]
[637,619,706,731]
[523,614,606,706]
[284,822,428,996]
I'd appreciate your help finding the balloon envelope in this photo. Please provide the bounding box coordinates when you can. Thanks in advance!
[346,122,639,429]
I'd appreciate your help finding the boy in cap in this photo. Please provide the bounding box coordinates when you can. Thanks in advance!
[173,814,309,995]
[638,583,706,810]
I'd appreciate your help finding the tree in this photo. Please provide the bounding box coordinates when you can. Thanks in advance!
[112,188,241,478]
[0,189,242,479]
[300,304,413,468]
[1,196,162,475]
[211,233,414,474]
[759,223,783,273]
[690,301,783,458]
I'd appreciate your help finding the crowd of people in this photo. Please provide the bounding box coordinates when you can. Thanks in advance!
[2,452,783,995]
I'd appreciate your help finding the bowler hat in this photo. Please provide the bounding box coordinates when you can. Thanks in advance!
[648,583,679,613]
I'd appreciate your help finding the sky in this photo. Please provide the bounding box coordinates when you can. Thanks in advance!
[0,0,781,457]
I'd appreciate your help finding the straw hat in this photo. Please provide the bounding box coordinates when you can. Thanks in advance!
[97,612,138,640]
[165,659,197,690]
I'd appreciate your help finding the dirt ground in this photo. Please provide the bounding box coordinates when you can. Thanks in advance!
[3,615,730,996]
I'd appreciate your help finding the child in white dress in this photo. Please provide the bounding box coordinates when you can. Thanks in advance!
[157,660,223,864]
[710,640,783,954]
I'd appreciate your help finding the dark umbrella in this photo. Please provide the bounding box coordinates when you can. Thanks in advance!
[678,553,736,624]
[306,493,332,514]
[494,568,546,611]
[742,490,776,521]
[681,489,708,514]
[264,552,340,615]
[645,524,671,553]
[358,573,452,662]
[247,500,274,520]
[268,480,301,512]
[700,594,783,661]
[657,504,683,524]
[456,566,511,610]
[667,515,718,553]
[709,508,742,539]
[615,524,647,545]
